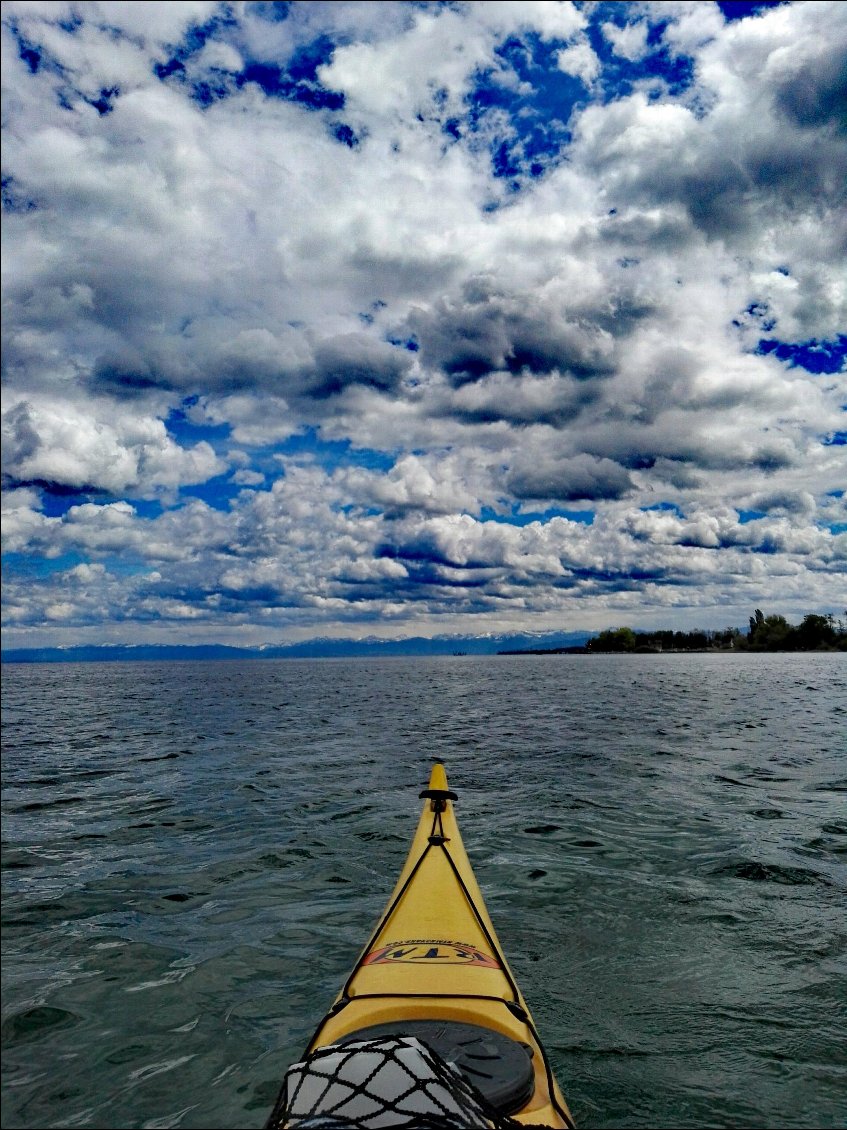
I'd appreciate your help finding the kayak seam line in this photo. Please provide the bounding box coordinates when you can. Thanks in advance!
[519,1008,576,1130]
[438,840,575,1130]
[304,840,438,1053]
[333,991,528,1003]
[438,841,521,1006]
[343,839,435,1001]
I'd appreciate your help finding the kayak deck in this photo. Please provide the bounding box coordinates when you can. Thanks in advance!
[275,764,573,1128]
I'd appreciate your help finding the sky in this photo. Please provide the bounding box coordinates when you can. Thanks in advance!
[2,0,846,651]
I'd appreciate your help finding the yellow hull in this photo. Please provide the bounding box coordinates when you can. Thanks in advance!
[301,763,574,1128]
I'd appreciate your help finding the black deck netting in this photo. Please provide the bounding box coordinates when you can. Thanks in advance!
[264,1034,553,1129]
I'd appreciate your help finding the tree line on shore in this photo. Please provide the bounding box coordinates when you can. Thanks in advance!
[585,610,847,653]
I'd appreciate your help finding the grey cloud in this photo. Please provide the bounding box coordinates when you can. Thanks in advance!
[406,283,618,387]
[349,245,462,298]
[4,473,844,644]
[625,143,843,245]
[201,329,309,395]
[649,457,704,490]
[773,47,847,131]
[73,322,413,405]
[576,20,847,248]
[705,136,846,242]
[594,430,800,478]
[596,206,693,251]
[88,348,175,397]
[747,490,816,516]
[306,334,413,398]
[507,452,634,503]
[742,443,799,475]
[442,371,600,428]
[2,401,41,468]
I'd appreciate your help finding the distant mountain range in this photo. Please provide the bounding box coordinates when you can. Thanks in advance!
[1,629,592,663]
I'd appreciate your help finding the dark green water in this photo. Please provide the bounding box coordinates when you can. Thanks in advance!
[1,654,845,1129]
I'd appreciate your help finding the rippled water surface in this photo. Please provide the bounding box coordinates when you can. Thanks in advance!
[2,654,845,1129]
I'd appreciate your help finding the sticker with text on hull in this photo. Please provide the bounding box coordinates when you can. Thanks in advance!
[363,939,501,967]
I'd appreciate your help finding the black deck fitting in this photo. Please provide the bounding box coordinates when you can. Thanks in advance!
[419,787,458,802]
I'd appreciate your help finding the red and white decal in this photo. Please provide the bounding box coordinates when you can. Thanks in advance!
[363,939,500,968]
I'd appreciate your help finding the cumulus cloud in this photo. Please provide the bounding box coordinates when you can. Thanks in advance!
[601,18,650,63]
[556,39,601,85]
[406,278,618,385]
[2,394,226,495]
[2,0,846,647]
[507,452,635,504]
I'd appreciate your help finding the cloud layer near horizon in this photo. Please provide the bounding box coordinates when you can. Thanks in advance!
[2,0,846,647]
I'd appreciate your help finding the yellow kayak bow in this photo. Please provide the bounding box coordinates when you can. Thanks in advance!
[268,764,574,1129]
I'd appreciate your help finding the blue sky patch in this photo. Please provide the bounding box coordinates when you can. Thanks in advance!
[97,556,157,578]
[125,498,163,519]
[178,474,243,510]
[333,122,359,147]
[584,5,696,104]
[153,9,238,81]
[1,176,38,214]
[238,61,344,110]
[57,14,83,34]
[2,550,85,577]
[479,505,595,526]
[87,86,119,116]
[250,2,292,23]
[757,334,847,374]
[717,2,787,21]
[166,405,231,448]
[286,34,335,82]
[17,38,42,74]
[39,489,95,518]
[464,32,585,185]
[26,489,162,521]
[11,26,47,74]
[153,19,346,114]
[642,501,685,517]
[387,335,420,352]
[733,300,776,332]
[275,428,395,473]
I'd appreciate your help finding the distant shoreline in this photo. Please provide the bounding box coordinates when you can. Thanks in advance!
[3,645,843,663]
[4,611,844,662]
[496,646,844,655]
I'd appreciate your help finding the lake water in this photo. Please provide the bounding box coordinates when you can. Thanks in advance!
[1,654,845,1129]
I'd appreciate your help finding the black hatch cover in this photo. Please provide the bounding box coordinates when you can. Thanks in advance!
[339,1020,535,1115]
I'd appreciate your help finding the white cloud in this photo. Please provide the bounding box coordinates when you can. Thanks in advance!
[2,394,226,495]
[2,0,846,647]
[601,18,650,62]
[341,453,485,515]
[556,39,601,84]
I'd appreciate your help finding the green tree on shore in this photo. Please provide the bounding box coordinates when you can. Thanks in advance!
[587,627,638,652]
[746,610,844,651]
[747,609,791,649]
[585,611,846,652]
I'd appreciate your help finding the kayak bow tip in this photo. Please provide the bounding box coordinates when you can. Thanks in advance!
[419,762,458,809]
[428,761,449,793]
